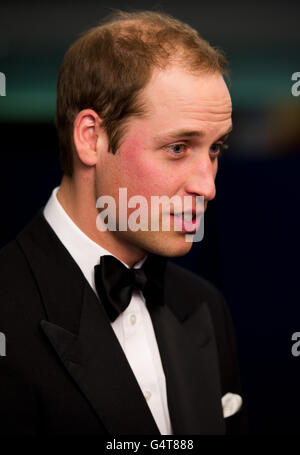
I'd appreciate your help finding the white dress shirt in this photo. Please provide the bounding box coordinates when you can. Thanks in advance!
[43,186,173,435]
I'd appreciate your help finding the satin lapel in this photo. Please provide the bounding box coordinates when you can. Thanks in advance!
[40,281,160,435]
[17,210,160,435]
[148,262,225,435]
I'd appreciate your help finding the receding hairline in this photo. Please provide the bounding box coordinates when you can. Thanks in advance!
[56,9,229,176]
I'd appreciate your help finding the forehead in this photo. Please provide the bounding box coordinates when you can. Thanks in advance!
[138,66,232,133]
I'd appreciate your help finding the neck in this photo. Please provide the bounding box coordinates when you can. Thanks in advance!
[56,174,147,267]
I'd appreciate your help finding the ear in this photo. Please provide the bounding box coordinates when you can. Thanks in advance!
[73,109,107,167]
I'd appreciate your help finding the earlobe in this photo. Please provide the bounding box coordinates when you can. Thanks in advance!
[73,109,101,167]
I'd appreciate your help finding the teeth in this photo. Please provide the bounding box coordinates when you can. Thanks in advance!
[174,213,193,219]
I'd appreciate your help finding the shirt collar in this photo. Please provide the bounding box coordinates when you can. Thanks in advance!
[43,186,147,294]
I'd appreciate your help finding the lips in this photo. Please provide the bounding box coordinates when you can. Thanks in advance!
[173,211,197,220]
[172,210,203,221]
[170,211,202,232]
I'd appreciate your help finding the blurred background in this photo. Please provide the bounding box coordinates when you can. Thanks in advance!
[0,0,300,434]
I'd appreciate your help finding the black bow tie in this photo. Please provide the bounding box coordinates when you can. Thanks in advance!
[94,253,166,322]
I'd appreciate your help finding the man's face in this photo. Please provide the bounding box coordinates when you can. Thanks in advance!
[95,65,232,258]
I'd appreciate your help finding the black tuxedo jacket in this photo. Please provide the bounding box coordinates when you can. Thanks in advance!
[0,209,246,435]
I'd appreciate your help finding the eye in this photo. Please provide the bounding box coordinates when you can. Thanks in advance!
[210,142,229,157]
[166,143,187,157]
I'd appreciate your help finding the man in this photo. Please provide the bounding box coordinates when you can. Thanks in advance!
[0,10,246,434]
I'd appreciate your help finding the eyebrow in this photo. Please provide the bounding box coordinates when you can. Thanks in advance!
[155,126,233,142]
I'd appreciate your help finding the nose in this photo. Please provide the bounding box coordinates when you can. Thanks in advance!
[184,155,217,202]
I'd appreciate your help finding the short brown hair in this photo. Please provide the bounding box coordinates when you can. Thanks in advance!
[55,10,228,176]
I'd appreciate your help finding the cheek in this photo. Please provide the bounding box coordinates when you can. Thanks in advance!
[213,159,218,177]
[118,139,171,196]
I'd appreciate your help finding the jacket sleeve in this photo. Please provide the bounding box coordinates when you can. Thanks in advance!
[0,346,40,434]
[0,242,40,435]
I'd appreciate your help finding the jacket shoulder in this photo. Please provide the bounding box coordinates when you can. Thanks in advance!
[0,239,34,289]
[0,239,43,326]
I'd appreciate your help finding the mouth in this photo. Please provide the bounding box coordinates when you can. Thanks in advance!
[170,211,202,233]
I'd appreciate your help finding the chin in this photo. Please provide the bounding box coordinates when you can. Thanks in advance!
[116,230,194,258]
[159,242,193,258]
[137,233,194,258]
